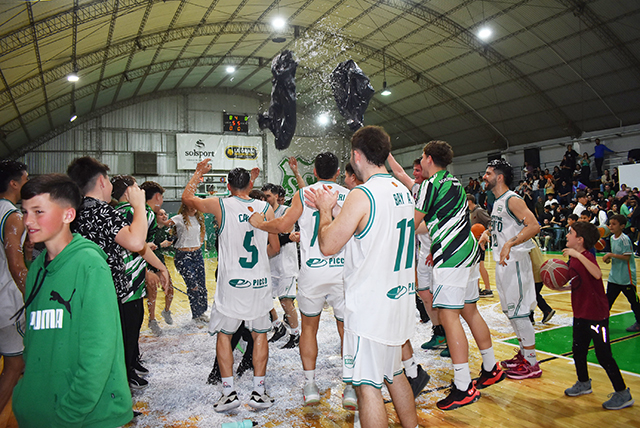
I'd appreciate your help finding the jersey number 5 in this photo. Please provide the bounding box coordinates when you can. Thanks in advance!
[239,230,259,268]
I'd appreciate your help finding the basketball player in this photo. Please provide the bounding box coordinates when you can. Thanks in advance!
[261,183,300,348]
[311,126,418,428]
[249,152,357,409]
[414,141,503,410]
[183,160,280,411]
[479,159,542,379]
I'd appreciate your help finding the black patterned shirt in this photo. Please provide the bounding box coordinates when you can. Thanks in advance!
[71,197,129,299]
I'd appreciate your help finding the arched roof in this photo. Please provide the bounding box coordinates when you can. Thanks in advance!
[1,0,639,159]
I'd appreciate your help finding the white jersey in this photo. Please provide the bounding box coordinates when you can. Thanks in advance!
[0,199,25,328]
[298,181,349,296]
[490,190,534,262]
[269,204,298,279]
[344,174,415,346]
[216,196,272,320]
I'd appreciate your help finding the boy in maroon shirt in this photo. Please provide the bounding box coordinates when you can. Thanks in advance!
[563,221,634,410]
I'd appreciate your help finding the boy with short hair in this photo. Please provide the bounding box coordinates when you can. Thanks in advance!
[12,174,133,427]
[602,214,640,332]
[563,221,634,410]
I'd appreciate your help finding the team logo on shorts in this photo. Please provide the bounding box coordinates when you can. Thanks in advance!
[229,279,252,288]
[306,258,328,268]
[344,354,355,368]
[386,285,407,300]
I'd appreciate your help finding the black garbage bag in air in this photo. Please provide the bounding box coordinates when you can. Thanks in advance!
[258,50,297,150]
[330,60,375,132]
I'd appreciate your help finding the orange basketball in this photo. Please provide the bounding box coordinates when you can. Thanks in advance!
[540,258,571,290]
[471,223,485,239]
[595,238,606,251]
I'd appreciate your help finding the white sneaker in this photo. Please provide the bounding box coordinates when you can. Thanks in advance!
[161,309,173,325]
[248,390,275,409]
[303,381,320,406]
[213,391,240,412]
[342,384,357,410]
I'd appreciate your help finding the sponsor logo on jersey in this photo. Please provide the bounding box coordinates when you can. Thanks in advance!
[497,206,503,213]
[306,258,328,268]
[253,277,268,288]
[229,279,252,288]
[29,309,64,330]
[328,257,344,267]
[344,354,355,368]
[386,285,407,300]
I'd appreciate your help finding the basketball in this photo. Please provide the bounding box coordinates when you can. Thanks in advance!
[471,223,485,239]
[598,225,611,238]
[540,258,571,290]
[595,238,606,251]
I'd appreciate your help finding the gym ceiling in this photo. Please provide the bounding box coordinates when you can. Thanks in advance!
[1,0,639,160]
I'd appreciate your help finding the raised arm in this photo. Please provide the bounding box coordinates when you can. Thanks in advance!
[264,205,281,257]
[387,153,415,191]
[288,157,306,190]
[114,185,148,252]
[182,158,223,222]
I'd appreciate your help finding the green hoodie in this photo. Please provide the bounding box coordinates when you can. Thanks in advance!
[13,234,133,428]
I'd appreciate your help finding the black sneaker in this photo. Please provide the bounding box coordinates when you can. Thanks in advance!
[436,382,480,410]
[207,361,221,385]
[133,360,149,377]
[473,363,506,390]
[236,354,253,377]
[129,373,149,390]
[407,364,430,398]
[268,323,287,343]
[281,333,300,349]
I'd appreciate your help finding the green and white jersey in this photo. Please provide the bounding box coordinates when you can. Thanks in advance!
[269,204,298,279]
[298,181,349,297]
[115,202,155,303]
[609,233,637,286]
[344,174,415,346]
[416,170,479,269]
[216,196,272,320]
[490,190,534,262]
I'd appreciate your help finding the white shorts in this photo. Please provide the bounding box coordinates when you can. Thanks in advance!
[0,321,24,356]
[208,304,272,335]
[495,251,536,319]
[432,264,480,309]
[416,250,433,292]
[342,330,403,389]
[271,276,297,299]
[297,281,345,321]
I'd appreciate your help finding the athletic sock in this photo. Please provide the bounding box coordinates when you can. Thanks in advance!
[304,370,315,384]
[480,347,497,372]
[524,349,537,366]
[403,356,418,378]
[222,376,234,395]
[253,376,265,394]
[453,363,471,391]
[291,326,301,336]
[434,324,445,337]
[272,319,282,328]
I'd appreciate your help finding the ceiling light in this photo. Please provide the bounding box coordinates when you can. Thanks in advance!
[226,66,236,73]
[272,16,286,30]
[67,72,79,82]
[477,27,492,41]
[381,81,391,96]
[70,114,77,122]
[317,114,330,126]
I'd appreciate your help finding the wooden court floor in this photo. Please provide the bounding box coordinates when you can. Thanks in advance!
[2,251,640,427]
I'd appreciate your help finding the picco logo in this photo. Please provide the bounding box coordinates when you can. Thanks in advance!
[306,258,328,268]
[225,146,257,160]
[229,279,252,288]
[386,285,407,300]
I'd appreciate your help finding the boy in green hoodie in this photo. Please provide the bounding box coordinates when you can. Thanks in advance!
[12,174,133,428]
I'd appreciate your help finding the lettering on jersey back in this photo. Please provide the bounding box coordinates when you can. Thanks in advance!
[393,192,405,206]
[238,213,250,223]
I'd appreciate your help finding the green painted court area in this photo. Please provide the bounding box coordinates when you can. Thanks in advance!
[505,312,640,374]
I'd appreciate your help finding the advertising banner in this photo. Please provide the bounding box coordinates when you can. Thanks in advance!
[176,133,262,170]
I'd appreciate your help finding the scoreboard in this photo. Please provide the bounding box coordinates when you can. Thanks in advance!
[223,112,249,133]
